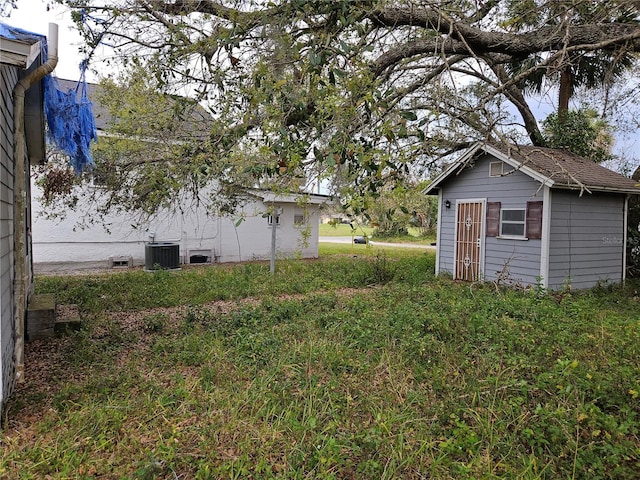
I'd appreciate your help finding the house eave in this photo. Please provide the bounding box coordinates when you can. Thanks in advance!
[550,184,640,195]
[424,142,556,194]
[424,142,484,194]
[0,30,47,165]
[481,143,555,186]
[248,189,334,205]
[0,36,41,69]
[424,142,640,195]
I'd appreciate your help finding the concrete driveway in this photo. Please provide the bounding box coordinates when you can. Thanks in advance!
[319,237,435,250]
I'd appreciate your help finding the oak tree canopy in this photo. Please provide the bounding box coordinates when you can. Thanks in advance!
[51,0,640,214]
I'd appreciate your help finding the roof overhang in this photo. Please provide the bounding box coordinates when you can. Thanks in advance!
[480,143,554,186]
[1,27,47,165]
[424,142,640,196]
[547,183,640,195]
[248,189,334,206]
[0,35,41,69]
[425,142,555,195]
[424,143,492,194]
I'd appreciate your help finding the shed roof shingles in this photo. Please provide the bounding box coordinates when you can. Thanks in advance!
[491,144,640,194]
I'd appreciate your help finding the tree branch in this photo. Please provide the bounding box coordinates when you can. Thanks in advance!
[489,62,544,146]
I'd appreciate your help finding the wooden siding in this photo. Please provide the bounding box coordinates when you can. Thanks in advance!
[0,64,17,406]
[437,153,544,285]
[548,191,625,289]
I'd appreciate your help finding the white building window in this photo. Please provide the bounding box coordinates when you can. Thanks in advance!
[294,213,306,225]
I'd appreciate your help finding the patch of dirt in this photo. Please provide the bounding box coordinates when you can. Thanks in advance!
[8,285,372,422]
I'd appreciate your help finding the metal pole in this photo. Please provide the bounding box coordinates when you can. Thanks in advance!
[270,207,281,273]
[270,213,277,273]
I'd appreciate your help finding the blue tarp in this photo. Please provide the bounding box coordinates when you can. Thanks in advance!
[43,74,97,172]
[0,23,44,42]
[1,22,97,173]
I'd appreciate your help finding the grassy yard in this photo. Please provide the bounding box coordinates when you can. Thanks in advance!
[318,243,433,257]
[318,223,374,237]
[2,249,640,479]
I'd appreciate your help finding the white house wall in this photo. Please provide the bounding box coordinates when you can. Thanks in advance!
[32,185,321,266]
[217,204,320,263]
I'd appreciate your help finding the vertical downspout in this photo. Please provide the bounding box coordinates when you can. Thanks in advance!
[12,23,58,383]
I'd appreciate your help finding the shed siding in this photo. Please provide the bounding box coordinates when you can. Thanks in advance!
[437,154,543,285]
[548,191,624,289]
[0,64,17,406]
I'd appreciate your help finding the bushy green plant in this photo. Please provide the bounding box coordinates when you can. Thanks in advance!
[367,180,437,239]
[542,109,614,163]
[368,252,395,284]
[626,194,640,278]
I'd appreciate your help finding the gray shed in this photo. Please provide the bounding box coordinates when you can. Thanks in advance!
[425,142,640,290]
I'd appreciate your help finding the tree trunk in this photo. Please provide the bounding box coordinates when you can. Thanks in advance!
[558,65,572,119]
[491,63,545,146]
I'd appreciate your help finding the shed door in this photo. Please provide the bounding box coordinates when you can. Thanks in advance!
[454,200,484,282]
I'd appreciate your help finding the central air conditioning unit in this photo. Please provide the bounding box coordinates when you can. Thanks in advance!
[144,242,180,270]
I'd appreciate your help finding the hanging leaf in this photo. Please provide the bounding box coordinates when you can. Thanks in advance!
[399,111,418,121]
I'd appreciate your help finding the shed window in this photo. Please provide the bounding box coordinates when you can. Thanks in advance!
[489,161,503,177]
[488,201,543,239]
[500,209,526,237]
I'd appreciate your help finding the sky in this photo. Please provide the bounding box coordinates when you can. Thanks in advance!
[5,0,98,82]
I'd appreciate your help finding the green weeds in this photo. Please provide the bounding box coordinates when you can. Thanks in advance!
[2,251,640,478]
